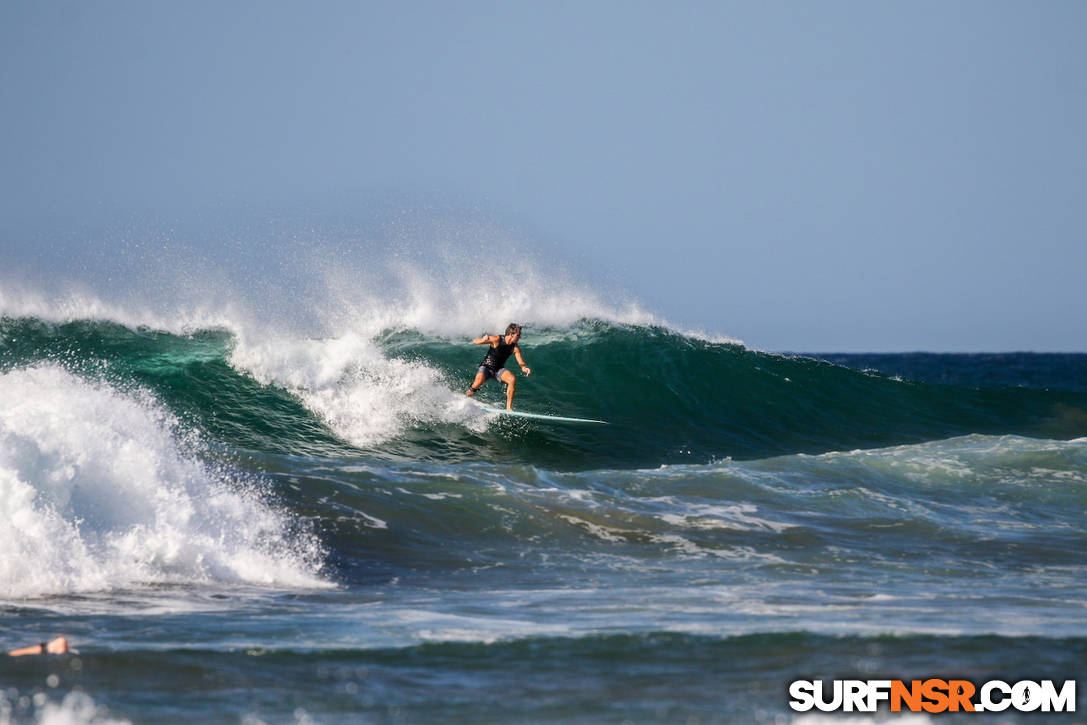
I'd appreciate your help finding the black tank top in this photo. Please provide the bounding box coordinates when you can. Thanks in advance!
[481,339,515,371]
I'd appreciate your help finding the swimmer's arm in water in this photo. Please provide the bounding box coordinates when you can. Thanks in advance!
[8,637,70,657]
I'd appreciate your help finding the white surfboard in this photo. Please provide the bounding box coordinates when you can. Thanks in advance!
[471,401,607,425]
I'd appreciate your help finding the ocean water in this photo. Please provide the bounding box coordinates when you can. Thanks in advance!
[1,255,1085,723]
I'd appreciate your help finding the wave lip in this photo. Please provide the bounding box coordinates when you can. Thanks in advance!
[0,365,329,599]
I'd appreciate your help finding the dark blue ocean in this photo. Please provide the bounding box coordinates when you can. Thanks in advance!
[1,256,1085,723]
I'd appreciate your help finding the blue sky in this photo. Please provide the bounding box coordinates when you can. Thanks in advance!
[2,1,1084,351]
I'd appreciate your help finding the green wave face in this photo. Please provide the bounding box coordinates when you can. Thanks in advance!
[0,317,347,456]
[3,316,1086,469]
[384,322,1087,467]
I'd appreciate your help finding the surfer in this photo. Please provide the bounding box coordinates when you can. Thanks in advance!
[466,323,532,410]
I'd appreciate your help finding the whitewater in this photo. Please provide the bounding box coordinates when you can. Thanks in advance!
[1,237,1085,723]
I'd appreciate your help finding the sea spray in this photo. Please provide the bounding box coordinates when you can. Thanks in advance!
[0,214,661,341]
[0,365,328,599]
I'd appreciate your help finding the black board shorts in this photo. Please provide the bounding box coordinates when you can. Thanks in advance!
[478,365,511,383]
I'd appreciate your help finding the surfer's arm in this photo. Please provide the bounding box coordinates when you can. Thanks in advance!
[472,335,499,345]
[513,346,531,375]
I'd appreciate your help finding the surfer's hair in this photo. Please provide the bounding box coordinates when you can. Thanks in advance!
[505,323,522,336]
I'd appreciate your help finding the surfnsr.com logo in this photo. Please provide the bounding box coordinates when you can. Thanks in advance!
[789,679,1076,713]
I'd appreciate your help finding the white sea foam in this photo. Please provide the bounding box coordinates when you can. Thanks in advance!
[557,514,635,544]
[389,607,571,644]
[227,331,494,448]
[653,500,795,533]
[0,365,329,599]
[0,691,131,725]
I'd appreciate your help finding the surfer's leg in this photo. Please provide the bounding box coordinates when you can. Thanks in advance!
[499,369,516,410]
[466,369,487,396]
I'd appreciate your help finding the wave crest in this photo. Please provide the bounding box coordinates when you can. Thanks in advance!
[0,365,328,599]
